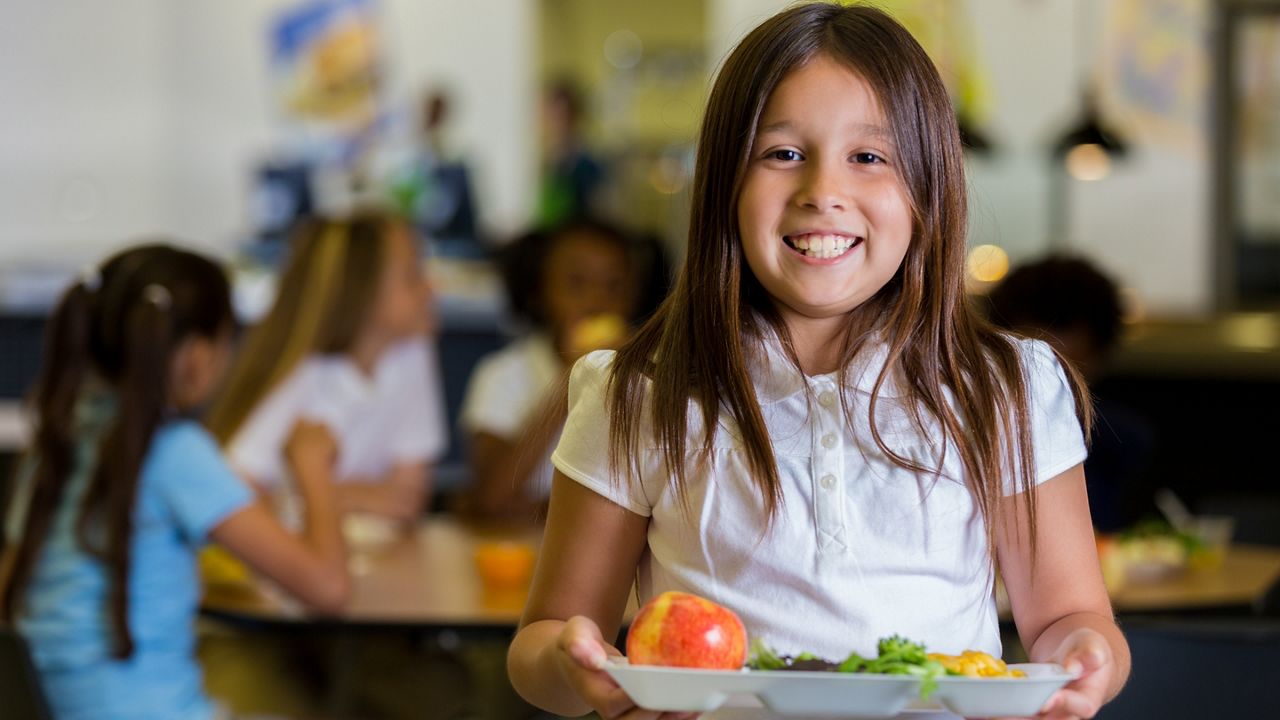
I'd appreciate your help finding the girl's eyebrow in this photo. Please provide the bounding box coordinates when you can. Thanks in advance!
[757,119,893,140]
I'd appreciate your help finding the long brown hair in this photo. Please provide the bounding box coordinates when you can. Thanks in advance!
[608,3,1091,553]
[205,210,400,445]
[0,245,233,658]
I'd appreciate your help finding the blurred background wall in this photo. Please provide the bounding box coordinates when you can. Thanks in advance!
[0,0,1231,315]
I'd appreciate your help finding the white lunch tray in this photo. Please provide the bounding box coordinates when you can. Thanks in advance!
[605,659,1075,718]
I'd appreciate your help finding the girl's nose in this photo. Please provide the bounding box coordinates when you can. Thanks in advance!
[796,160,847,213]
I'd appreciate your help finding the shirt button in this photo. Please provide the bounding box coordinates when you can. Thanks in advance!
[818,391,836,408]
[820,474,836,490]
[821,433,837,449]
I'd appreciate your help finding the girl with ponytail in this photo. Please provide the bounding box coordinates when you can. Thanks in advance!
[0,244,350,720]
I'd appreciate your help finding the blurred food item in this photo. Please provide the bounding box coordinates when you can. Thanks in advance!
[200,547,251,586]
[474,540,537,590]
[342,512,402,552]
[927,650,1027,679]
[1095,535,1127,591]
[570,313,626,355]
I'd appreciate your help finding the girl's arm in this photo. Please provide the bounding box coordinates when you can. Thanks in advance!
[209,420,350,613]
[509,472,685,719]
[467,379,569,520]
[335,462,433,521]
[998,463,1131,719]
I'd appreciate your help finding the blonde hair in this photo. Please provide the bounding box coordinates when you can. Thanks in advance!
[206,211,401,445]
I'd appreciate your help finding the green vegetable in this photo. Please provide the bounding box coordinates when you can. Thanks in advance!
[747,638,789,670]
[748,634,948,700]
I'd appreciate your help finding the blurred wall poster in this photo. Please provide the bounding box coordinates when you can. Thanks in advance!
[1238,17,1280,241]
[270,0,384,165]
[1104,0,1210,154]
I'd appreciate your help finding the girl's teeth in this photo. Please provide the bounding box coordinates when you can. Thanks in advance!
[790,234,856,259]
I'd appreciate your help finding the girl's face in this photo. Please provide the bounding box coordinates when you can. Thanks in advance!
[369,223,432,340]
[171,327,233,413]
[542,230,634,339]
[737,54,913,326]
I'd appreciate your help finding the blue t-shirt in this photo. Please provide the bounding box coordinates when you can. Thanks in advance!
[10,398,253,720]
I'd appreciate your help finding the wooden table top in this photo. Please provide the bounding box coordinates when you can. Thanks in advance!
[202,515,541,629]
[203,518,1280,629]
[1109,544,1280,613]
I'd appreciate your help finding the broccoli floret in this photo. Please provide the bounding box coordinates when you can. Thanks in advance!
[872,635,928,667]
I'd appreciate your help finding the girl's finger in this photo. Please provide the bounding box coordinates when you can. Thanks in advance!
[1042,688,1100,720]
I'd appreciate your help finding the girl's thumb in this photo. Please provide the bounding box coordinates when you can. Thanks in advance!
[1064,642,1106,676]
[562,616,609,670]
[568,637,609,670]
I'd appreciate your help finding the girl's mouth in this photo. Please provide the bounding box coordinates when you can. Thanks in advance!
[783,233,863,260]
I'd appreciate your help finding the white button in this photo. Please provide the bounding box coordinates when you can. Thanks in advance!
[821,433,837,449]
[820,474,836,490]
[818,391,836,408]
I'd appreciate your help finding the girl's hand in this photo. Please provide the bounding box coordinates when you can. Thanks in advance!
[996,628,1114,720]
[555,615,699,720]
[285,419,337,481]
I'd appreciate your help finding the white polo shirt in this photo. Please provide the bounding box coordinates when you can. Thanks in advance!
[227,337,448,488]
[552,333,1086,718]
[459,333,564,500]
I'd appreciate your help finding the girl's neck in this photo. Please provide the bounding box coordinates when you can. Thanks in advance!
[779,308,874,377]
[347,333,390,377]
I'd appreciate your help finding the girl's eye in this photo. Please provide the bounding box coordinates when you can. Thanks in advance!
[853,152,885,165]
[766,149,802,162]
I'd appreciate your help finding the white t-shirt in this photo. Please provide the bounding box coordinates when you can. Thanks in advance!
[459,333,563,500]
[551,332,1086,720]
[227,337,448,489]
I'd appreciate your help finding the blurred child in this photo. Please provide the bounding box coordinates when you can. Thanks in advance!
[0,244,349,720]
[459,218,652,521]
[987,255,1153,532]
[207,209,447,523]
[202,211,463,719]
[537,81,607,226]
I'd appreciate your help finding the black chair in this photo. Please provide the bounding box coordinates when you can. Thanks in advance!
[0,626,52,720]
[1098,616,1280,719]
[1258,576,1280,617]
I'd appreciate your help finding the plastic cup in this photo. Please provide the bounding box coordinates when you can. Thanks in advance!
[1187,515,1235,571]
[474,540,537,591]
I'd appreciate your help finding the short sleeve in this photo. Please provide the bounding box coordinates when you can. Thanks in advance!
[459,352,525,439]
[225,364,310,487]
[146,421,254,544]
[550,350,653,517]
[1006,338,1089,495]
[386,339,449,464]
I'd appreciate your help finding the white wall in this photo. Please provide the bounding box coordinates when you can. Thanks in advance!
[0,0,174,268]
[1,1,1212,314]
[0,0,537,268]
[710,0,1212,314]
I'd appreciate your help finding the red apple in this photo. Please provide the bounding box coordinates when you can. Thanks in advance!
[625,591,747,669]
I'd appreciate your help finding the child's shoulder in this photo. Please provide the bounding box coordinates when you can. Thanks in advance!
[1002,335,1068,380]
[150,419,223,464]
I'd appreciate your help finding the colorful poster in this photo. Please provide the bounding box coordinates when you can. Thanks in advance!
[271,0,383,164]
[1103,0,1210,153]
[1238,18,1280,240]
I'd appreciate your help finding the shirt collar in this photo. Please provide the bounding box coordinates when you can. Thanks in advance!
[746,323,901,405]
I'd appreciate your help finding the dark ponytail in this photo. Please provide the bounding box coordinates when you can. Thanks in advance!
[1,282,96,626]
[1,245,232,660]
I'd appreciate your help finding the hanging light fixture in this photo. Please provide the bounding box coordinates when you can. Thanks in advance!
[1052,88,1129,182]
[1046,1,1131,249]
